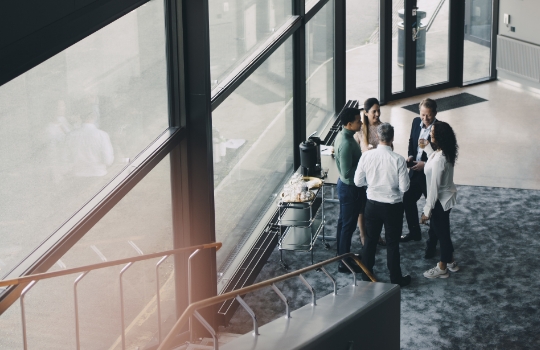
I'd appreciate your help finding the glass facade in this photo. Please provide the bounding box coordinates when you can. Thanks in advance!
[346,0,379,101]
[306,0,335,137]
[0,0,169,279]
[463,0,493,83]
[213,38,294,270]
[208,0,293,90]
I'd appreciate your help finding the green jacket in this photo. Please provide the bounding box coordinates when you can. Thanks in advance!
[334,128,362,185]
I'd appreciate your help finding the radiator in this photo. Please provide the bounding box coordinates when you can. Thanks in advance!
[497,35,540,82]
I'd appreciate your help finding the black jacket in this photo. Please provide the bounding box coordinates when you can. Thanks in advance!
[407,117,432,178]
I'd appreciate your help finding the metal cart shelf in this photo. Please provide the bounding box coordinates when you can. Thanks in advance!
[276,182,331,269]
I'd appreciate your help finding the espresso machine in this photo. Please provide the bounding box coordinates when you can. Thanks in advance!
[299,132,323,177]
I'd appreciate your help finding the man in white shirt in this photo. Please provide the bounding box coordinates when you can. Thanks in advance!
[354,123,411,287]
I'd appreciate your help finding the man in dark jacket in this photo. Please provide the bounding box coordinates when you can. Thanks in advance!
[401,99,437,258]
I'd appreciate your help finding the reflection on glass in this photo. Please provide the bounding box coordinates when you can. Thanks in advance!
[463,0,492,83]
[346,0,379,100]
[416,0,450,88]
[213,38,294,270]
[392,0,404,94]
[0,0,169,279]
[209,0,292,90]
[0,156,173,349]
[306,0,320,13]
[306,0,334,137]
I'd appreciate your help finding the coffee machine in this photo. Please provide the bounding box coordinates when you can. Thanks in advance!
[299,132,322,177]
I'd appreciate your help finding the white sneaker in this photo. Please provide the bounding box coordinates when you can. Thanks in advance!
[423,265,449,279]
[447,261,459,272]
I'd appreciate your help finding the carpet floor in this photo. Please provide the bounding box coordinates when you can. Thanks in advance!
[223,185,540,349]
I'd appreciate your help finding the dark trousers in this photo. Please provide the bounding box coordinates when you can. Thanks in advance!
[428,200,454,263]
[336,179,364,263]
[403,172,435,240]
[362,200,404,283]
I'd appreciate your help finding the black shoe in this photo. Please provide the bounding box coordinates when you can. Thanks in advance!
[338,262,363,274]
[400,234,421,242]
[424,248,436,259]
[393,275,411,288]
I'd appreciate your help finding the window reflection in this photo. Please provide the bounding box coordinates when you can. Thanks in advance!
[208,0,293,90]
[0,1,169,278]
[306,0,335,137]
[213,38,294,271]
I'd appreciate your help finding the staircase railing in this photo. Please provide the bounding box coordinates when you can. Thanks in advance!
[0,242,222,350]
[158,253,376,350]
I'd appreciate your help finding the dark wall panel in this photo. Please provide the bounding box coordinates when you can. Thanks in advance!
[0,0,146,87]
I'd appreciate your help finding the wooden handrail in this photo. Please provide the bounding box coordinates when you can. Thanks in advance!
[157,253,375,350]
[0,242,222,288]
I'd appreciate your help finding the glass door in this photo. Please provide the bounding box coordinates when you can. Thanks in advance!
[383,0,462,103]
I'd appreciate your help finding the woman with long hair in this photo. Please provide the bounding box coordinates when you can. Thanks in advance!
[419,121,459,278]
[354,97,386,246]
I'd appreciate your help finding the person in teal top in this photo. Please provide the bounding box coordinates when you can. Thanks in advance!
[334,107,366,273]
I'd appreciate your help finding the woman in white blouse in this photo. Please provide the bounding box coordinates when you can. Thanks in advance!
[419,121,459,279]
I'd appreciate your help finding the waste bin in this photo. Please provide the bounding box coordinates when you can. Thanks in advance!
[397,9,427,68]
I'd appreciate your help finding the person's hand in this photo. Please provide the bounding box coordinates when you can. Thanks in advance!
[411,161,425,172]
[420,214,430,225]
[407,156,414,162]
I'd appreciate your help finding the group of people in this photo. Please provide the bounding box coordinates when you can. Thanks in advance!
[334,97,459,287]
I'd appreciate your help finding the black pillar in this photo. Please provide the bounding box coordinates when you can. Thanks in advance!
[293,0,307,168]
[334,0,346,114]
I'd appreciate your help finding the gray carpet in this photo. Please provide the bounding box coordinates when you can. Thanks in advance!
[223,185,540,349]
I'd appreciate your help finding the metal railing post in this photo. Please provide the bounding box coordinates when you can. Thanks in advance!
[341,259,357,286]
[187,248,201,340]
[119,262,134,350]
[320,267,337,295]
[298,274,316,306]
[20,280,37,350]
[155,255,169,345]
[235,295,259,336]
[193,311,219,350]
[271,283,290,318]
[74,271,90,350]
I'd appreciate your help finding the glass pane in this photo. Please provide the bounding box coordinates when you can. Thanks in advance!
[416,0,450,88]
[306,0,319,13]
[346,0,379,100]
[209,0,293,90]
[306,0,335,137]
[0,0,169,279]
[0,155,174,349]
[463,0,492,83]
[392,0,404,94]
[213,38,294,271]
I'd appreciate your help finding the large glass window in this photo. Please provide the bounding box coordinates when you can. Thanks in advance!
[0,155,174,349]
[463,0,493,83]
[213,38,294,271]
[0,0,169,278]
[416,0,450,88]
[208,0,293,90]
[346,0,379,101]
[306,0,335,137]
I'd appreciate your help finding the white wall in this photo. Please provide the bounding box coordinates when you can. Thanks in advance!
[499,0,540,45]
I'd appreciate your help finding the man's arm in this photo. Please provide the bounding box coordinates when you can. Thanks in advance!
[407,118,418,159]
[354,156,367,187]
[398,157,410,194]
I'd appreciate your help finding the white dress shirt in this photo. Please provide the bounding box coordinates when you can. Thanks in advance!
[416,119,436,161]
[423,143,457,217]
[66,123,114,177]
[354,145,410,204]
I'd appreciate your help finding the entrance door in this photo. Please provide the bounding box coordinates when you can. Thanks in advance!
[381,0,464,102]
